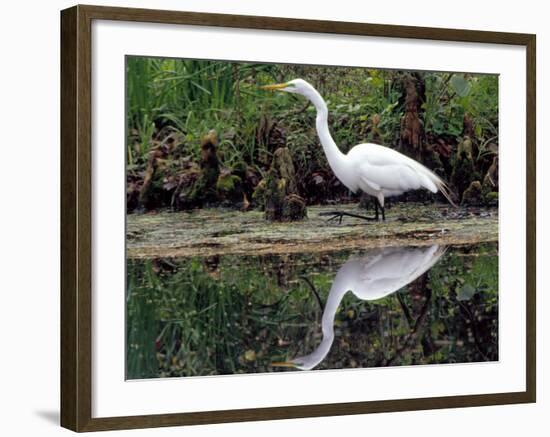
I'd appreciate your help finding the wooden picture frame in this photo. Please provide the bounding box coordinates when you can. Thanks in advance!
[61,4,536,432]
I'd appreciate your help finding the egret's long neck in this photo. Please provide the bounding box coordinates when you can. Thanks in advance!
[320,283,348,343]
[307,89,349,186]
[297,271,350,370]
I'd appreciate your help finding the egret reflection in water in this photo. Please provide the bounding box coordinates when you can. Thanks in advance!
[126,243,499,378]
[273,245,447,371]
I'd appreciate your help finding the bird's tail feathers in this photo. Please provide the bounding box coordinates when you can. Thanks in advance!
[435,178,458,208]
[416,164,457,207]
[411,159,458,208]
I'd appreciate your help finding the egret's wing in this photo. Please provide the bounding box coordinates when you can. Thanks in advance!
[352,245,446,300]
[358,160,426,193]
[350,144,439,193]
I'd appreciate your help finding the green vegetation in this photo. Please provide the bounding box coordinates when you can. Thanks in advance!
[125,59,500,380]
[126,243,498,379]
[126,57,499,212]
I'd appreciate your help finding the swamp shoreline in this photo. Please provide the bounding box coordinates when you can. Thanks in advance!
[127,202,498,259]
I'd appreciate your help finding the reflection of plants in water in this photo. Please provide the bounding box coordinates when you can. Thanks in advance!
[127,254,329,379]
[126,244,498,379]
[428,245,499,363]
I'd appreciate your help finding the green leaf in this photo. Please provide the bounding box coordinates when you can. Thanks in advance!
[244,350,256,362]
[457,284,476,301]
[475,124,483,137]
[450,75,471,97]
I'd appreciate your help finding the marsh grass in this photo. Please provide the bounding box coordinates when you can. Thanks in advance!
[126,57,499,197]
[126,57,280,167]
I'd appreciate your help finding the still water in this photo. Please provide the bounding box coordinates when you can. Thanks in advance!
[126,243,498,379]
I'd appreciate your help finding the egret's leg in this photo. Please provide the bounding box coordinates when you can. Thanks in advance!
[376,194,386,221]
[321,194,385,223]
[379,201,385,221]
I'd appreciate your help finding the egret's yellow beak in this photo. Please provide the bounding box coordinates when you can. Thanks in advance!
[271,361,296,368]
[260,82,288,91]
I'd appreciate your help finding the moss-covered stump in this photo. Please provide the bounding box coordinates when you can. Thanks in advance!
[195,130,221,204]
[259,147,307,221]
[126,203,498,259]
[176,130,252,210]
[171,160,201,210]
[484,191,498,206]
[271,147,298,193]
[452,150,479,200]
[230,160,258,209]
[130,132,182,212]
[482,156,498,190]
[481,156,499,206]
[174,130,221,209]
[252,180,267,210]
[216,171,246,208]
[282,194,307,221]
[264,168,286,221]
[461,181,483,206]
[136,152,158,210]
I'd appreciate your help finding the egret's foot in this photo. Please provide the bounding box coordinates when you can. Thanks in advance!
[319,211,379,224]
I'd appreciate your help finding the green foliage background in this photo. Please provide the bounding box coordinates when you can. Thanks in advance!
[126,57,499,207]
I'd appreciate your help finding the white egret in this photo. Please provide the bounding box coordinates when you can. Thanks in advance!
[261,79,455,221]
[273,245,446,370]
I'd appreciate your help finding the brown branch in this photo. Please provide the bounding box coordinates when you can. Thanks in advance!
[382,287,432,367]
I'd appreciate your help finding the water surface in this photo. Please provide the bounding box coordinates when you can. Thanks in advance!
[126,242,498,379]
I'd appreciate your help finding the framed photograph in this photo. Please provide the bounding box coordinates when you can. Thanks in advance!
[60,4,536,432]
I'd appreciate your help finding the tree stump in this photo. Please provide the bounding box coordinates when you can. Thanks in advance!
[399,73,426,162]
[481,156,499,206]
[193,129,220,204]
[260,147,307,221]
[451,136,480,201]
[216,170,245,207]
[461,180,483,206]
[177,130,224,209]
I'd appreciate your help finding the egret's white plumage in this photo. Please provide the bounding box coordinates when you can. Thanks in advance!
[275,245,446,371]
[262,79,455,211]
